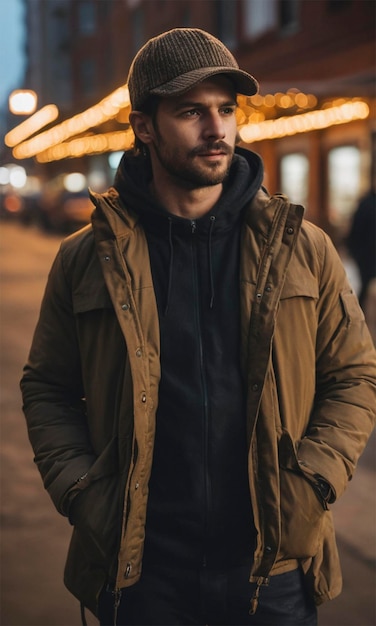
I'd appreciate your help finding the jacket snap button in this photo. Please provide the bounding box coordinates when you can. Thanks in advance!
[141,393,146,403]
[252,383,259,391]
[265,545,272,553]
[121,303,129,311]
[136,348,142,357]
[104,255,111,261]
[265,285,272,292]
[135,482,139,490]
[286,227,294,235]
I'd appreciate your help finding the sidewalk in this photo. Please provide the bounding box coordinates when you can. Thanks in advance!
[318,435,376,625]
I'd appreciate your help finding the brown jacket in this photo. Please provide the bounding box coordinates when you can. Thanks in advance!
[21,187,376,615]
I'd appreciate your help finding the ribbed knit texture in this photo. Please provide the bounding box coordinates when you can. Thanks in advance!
[128,28,258,109]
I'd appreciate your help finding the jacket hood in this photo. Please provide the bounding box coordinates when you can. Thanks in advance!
[113,146,264,234]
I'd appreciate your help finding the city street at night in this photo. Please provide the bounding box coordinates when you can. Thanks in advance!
[1,1,375,625]
[0,220,375,626]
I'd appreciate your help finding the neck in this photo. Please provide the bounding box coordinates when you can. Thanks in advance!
[150,177,223,219]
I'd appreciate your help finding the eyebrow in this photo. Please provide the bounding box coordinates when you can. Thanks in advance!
[172,99,237,111]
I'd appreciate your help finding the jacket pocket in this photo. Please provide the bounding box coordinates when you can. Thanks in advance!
[280,273,319,301]
[340,287,365,323]
[68,436,122,578]
[72,285,113,314]
[278,431,325,558]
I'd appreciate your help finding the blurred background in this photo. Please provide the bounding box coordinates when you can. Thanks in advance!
[0,1,375,625]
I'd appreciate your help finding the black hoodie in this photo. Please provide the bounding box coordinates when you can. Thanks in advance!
[114,147,264,570]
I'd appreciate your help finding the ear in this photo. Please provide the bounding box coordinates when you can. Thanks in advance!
[129,111,155,146]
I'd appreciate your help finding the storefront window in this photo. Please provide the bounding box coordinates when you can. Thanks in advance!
[279,0,300,34]
[131,7,144,55]
[78,1,96,35]
[328,146,361,225]
[217,0,238,48]
[280,153,309,206]
[243,0,277,39]
[80,58,96,96]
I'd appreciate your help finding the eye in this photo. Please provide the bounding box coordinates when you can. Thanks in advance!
[182,109,200,118]
[220,106,236,116]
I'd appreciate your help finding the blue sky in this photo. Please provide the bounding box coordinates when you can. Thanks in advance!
[0,0,26,108]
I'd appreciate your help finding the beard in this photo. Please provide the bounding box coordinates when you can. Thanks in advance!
[152,139,234,189]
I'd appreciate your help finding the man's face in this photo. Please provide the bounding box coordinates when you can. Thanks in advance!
[145,77,238,189]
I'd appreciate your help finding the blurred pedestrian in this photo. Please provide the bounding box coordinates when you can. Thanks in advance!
[20,28,376,626]
[347,187,376,309]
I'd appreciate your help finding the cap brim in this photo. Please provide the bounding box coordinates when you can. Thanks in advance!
[149,66,259,98]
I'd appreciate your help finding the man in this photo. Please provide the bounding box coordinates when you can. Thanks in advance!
[347,186,376,309]
[21,28,376,626]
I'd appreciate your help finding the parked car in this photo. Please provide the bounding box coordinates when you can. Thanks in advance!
[40,187,93,234]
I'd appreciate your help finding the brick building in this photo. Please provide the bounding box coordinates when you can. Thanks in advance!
[16,0,376,236]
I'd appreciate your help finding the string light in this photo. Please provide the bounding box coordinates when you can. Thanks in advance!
[239,101,369,143]
[5,105,59,147]
[13,86,130,160]
[9,86,371,161]
[35,129,134,163]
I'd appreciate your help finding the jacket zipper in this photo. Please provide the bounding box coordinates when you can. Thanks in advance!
[191,219,210,569]
[112,588,122,625]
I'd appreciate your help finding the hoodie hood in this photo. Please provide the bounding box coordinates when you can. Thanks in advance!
[113,146,264,233]
[113,147,263,314]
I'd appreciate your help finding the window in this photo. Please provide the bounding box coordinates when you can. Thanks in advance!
[279,0,300,34]
[80,58,96,96]
[131,7,144,55]
[78,1,96,36]
[328,146,361,225]
[217,0,238,48]
[327,0,352,12]
[182,6,193,27]
[99,0,113,19]
[280,153,309,206]
[243,0,277,39]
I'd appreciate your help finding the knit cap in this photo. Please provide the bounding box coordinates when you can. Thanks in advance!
[127,28,259,110]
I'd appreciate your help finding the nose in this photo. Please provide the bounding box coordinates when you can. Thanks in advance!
[202,111,225,140]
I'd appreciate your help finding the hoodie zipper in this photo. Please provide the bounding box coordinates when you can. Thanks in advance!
[191,219,210,569]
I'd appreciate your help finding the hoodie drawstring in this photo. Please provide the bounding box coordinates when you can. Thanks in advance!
[80,602,87,626]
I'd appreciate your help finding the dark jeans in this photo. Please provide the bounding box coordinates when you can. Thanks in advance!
[98,564,317,626]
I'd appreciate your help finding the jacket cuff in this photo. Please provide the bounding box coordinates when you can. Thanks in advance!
[313,476,334,505]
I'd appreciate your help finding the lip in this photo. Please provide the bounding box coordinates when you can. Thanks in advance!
[198,151,226,158]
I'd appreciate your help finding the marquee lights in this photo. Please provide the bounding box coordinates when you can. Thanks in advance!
[35,130,134,163]
[13,85,130,160]
[9,85,370,162]
[238,101,369,143]
[5,105,59,147]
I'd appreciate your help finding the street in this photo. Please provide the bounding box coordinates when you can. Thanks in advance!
[0,221,375,626]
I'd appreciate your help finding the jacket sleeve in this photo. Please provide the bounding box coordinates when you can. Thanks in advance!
[20,247,96,516]
[297,227,376,501]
